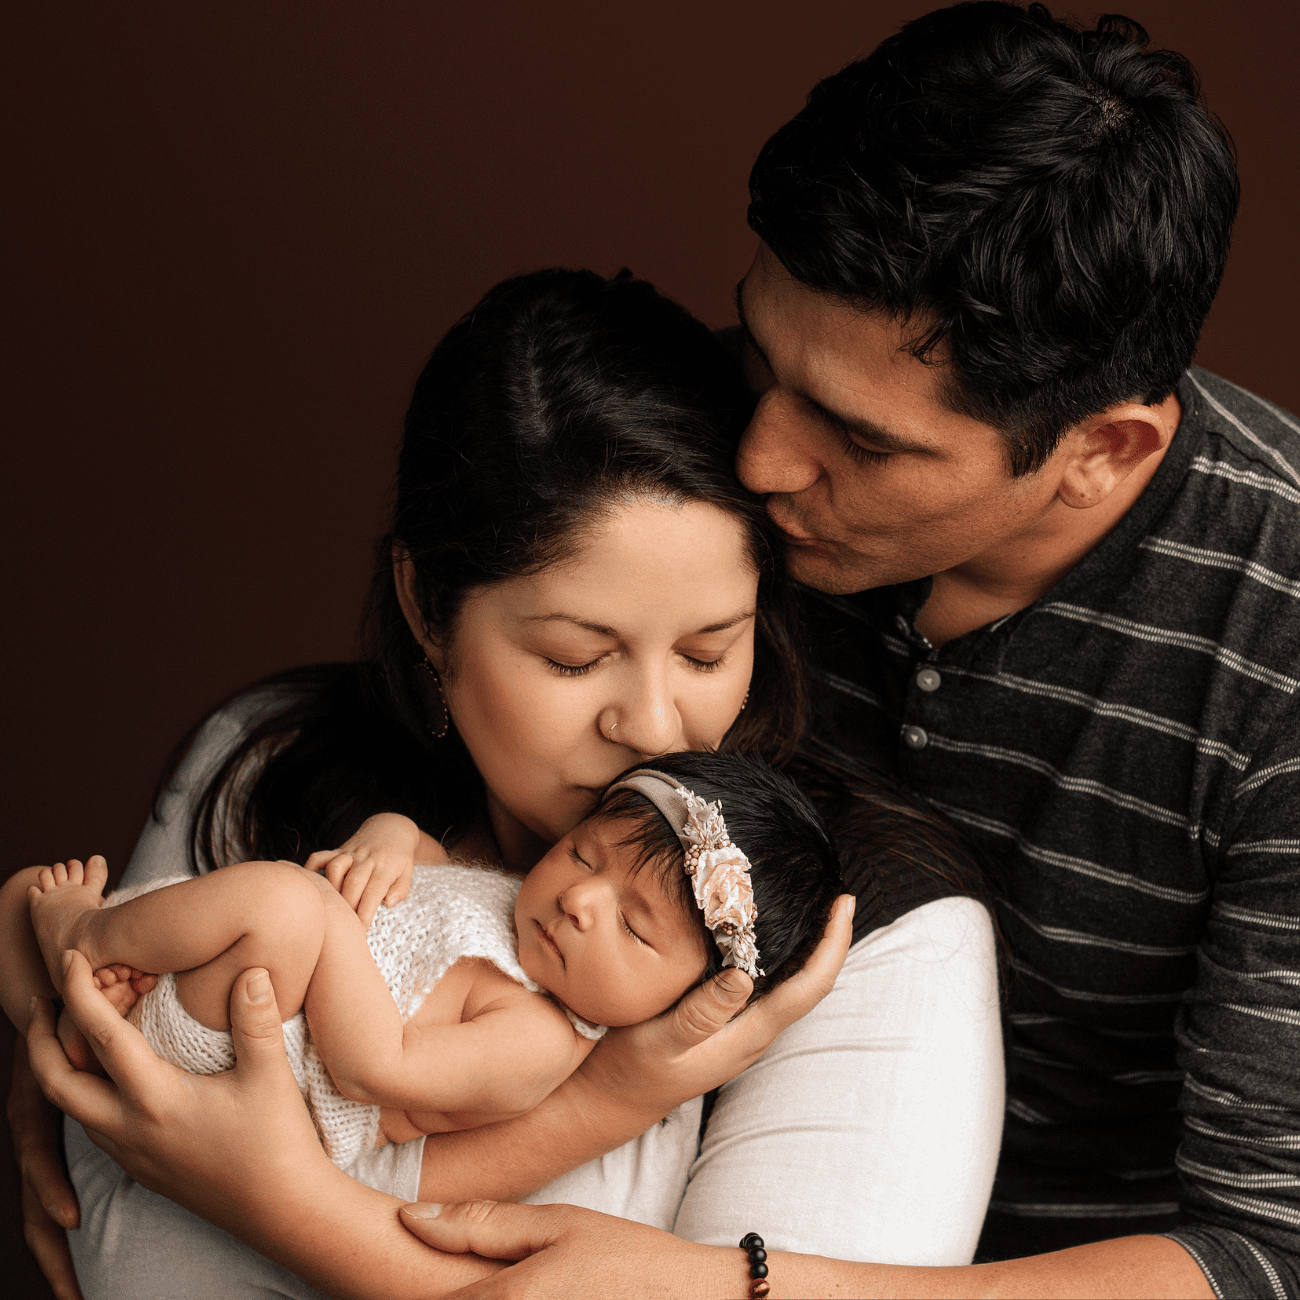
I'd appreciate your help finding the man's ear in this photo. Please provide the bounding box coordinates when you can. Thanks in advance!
[392,543,445,673]
[1056,401,1173,510]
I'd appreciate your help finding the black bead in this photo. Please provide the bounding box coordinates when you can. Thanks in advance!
[740,1233,764,1250]
[748,1248,767,1264]
[750,1262,769,1279]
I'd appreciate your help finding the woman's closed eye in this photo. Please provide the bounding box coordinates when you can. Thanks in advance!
[545,655,606,676]
[680,650,727,672]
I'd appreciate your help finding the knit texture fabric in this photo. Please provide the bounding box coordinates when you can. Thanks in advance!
[110,861,566,1167]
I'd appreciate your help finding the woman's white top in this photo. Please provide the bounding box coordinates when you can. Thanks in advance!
[115,689,1004,1267]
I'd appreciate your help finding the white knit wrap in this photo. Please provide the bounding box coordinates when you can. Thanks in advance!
[110,861,590,1169]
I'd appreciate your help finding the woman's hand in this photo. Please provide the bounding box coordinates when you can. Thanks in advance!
[580,893,855,1125]
[7,1035,83,1300]
[399,1200,736,1299]
[26,950,333,1236]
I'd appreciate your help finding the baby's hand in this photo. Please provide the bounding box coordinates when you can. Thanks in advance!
[305,813,420,928]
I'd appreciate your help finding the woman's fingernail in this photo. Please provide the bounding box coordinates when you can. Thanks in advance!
[401,1202,443,1219]
[247,970,271,1002]
[61,949,75,972]
[847,896,856,920]
[716,970,747,995]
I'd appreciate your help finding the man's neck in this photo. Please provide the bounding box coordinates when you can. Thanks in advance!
[914,400,1179,648]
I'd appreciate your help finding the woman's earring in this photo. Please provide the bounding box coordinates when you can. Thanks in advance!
[739,689,750,712]
[418,658,451,740]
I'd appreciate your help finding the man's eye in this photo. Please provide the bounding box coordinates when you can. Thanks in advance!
[836,428,890,466]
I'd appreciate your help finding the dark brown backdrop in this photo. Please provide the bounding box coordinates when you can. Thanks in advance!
[3,2,1297,1294]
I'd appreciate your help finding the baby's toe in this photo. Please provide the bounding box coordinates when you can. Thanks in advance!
[85,855,109,892]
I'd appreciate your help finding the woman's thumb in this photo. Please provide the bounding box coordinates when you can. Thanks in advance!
[666,967,752,1047]
[400,1200,559,1261]
[228,968,287,1069]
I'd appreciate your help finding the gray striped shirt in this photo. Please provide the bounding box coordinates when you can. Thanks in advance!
[802,367,1300,1296]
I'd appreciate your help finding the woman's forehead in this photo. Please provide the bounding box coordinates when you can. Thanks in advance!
[478,499,759,637]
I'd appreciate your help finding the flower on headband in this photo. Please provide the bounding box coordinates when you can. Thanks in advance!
[676,786,764,978]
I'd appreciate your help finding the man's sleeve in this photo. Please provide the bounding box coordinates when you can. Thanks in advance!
[1166,693,1300,1297]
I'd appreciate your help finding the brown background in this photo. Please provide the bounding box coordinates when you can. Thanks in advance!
[3,2,1297,1294]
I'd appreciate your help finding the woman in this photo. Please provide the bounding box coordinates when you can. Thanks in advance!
[14,267,1002,1298]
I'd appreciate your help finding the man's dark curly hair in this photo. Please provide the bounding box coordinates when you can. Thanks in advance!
[748,2,1239,475]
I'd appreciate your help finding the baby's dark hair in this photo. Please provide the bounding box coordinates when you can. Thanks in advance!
[593,752,842,1001]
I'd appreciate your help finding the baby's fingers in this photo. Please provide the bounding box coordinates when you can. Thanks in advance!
[321,853,355,893]
[338,861,375,914]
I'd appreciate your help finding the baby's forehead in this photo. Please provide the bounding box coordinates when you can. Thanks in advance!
[580,811,698,921]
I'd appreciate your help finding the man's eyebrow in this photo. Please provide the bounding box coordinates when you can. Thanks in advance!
[523,610,756,636]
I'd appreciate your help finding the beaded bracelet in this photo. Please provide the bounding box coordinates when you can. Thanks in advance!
[739,1233,770,1298]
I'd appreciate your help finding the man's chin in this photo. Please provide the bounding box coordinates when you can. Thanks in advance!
[785,544,886,595]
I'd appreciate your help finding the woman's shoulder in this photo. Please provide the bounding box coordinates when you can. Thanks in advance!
[167,666,349,795]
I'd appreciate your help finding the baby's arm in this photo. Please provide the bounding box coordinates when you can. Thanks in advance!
[305,812,446,927]
[304,885,590,1121]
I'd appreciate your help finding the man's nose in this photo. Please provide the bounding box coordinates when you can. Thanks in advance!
[735,390,823,496]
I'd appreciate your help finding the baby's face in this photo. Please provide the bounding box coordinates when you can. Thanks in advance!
[514,814,709,1027]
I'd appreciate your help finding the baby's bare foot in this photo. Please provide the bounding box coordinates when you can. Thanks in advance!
[28,856,109,994]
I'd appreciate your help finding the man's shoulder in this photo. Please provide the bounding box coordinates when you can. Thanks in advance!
[1180,366,1300,493]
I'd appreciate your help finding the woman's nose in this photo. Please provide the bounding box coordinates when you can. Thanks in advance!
[612,668,681,759]
[735,390,823,496]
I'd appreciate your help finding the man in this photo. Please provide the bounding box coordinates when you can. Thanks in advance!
[732,1,1300,1294]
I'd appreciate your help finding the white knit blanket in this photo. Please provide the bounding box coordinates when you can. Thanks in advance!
[111,861,590,1168]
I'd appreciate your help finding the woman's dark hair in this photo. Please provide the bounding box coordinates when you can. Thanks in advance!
[594,751,843,1002]
[180,268,807,869]
[747,1,1239,475]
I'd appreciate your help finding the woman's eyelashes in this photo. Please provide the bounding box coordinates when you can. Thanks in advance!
[543,650,729,676]
[545,655,604,676]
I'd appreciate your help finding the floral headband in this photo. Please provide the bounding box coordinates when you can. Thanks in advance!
[607,769,763,978]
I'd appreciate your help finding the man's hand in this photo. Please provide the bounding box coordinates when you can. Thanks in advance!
[399,1200,728,1299]
[305,813,420,927]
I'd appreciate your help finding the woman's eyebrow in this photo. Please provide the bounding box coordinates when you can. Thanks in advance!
[523,613,619,636]
[522,610,755,635]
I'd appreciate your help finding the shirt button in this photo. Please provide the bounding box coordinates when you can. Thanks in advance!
[916,668,941,693]
[903,725,929,750]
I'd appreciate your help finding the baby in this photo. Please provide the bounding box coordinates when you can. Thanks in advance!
[1,752,841,1168]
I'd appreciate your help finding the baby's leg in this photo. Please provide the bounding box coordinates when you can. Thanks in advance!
[29,859,326,1031]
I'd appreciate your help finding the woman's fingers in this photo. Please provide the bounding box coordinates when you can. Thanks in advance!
[225,968,292,1082]
[400,1200,559,1261]
[18,1172,85,1300]
[8,1034,85,1299]
[25,984,124,1134]
[758,893,855,1023]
